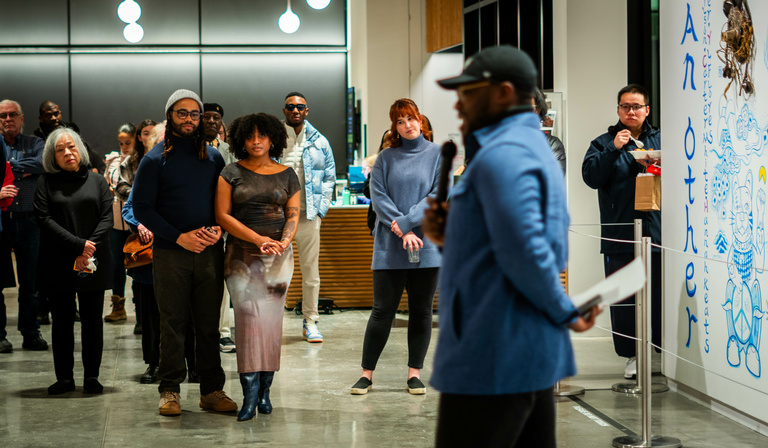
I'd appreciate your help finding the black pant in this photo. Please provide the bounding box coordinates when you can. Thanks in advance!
[153,245,224,395]
[361,268,438,370]
[435,388,556,448]
[49,290,104,380]
[604,251,662,358]
[137,280,195,369]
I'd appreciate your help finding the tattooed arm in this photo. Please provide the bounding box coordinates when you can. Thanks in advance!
[280,190,301,251]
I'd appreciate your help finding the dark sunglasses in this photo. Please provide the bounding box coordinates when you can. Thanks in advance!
[284,104,307,112]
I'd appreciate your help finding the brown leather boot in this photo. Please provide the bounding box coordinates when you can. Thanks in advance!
[104,295,127,322]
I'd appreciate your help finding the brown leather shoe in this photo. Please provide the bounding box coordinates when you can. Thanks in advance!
[199,390,237,412]
[159,391,181,416]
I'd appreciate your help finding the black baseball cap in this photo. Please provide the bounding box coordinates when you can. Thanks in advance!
[437,46,538,93]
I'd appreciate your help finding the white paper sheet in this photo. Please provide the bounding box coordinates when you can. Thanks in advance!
[571,257,647,315]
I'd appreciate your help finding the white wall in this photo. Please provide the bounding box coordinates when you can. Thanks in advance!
[555,0,628,336]
[349,0,463,157]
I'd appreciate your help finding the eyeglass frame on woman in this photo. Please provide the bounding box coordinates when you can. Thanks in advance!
[284,104,307,112]
[171,109,201,120]
[618,104,648,113]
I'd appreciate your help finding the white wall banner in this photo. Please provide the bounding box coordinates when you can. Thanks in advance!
[661,0,768,423]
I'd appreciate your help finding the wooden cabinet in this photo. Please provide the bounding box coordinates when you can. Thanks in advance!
[286,206,375,309]
[426,0,463,53]
[285,206,439,310]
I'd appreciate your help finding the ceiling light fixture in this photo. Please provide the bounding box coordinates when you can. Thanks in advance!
[278,0,301,34]
[118,1,144,43]
[306,0,331,10]
[123,22,145,43]
[117,0,142,23]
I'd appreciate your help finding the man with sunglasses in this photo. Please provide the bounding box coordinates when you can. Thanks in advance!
[424,46,600,448]
[582,84,662,381]
[133,89,235,416]
[281,92,335,343]
[0,99,48,354]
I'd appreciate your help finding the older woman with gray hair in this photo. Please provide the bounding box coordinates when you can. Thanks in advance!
[34,127,113,395]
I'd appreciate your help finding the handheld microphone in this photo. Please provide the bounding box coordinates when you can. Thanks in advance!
[436,141,457,202]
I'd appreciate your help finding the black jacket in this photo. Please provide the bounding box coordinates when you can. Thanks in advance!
[34,167,113,292]
[582,120,661,254]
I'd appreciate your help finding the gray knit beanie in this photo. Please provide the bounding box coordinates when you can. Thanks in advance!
[164,89,203,116]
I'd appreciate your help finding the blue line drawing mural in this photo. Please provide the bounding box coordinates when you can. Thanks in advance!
[723,171,766,377]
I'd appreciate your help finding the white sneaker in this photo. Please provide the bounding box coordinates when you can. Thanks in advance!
[624,356,637,380]
[303,319,323,343]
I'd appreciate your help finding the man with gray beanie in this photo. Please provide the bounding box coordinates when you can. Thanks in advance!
[133,89,235,416]
[423,46,600,446]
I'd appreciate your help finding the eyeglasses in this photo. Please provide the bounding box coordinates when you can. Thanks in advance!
[0,112,21,119]
[618,104,648,113]
[172,109,201,120]
[284,104,307,112]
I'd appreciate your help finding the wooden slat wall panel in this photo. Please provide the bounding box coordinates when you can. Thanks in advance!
[285,207,438,310]
[286,207,375,308]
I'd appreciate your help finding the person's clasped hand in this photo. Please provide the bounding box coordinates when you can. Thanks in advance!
[402,231,423,251]
[138,223,153,244]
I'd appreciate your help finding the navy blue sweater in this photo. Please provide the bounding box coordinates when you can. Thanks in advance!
[132,137,225,250]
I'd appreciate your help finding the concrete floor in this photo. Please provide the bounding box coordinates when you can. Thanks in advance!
[1,289,767,447]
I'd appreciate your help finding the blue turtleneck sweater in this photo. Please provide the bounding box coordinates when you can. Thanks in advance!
[132,137,225,250]
[370,133,442,270]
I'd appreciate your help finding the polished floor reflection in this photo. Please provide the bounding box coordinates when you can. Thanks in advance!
[0,287,767,447]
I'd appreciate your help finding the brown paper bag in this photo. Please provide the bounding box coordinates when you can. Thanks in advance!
[635,175,661,211]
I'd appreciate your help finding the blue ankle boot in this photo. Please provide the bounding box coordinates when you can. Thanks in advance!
[257,371,274,414]
[237,372,260,421]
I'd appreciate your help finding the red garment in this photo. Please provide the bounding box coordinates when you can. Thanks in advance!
[0,162,13,210]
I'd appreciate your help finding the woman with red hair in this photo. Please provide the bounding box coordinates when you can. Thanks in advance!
[351,99,442,396]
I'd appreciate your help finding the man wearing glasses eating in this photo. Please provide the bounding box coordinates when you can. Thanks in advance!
[582,84,662,381]
[280,92,335,344]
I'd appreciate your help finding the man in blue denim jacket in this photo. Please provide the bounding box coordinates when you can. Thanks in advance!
[281,92,336,342]
[424,46,600,447]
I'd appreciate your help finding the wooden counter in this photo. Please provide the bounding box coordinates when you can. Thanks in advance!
[286,206,375,309]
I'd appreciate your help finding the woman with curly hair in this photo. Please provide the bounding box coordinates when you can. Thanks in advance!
[215,113,300,421]
[350,98,441,396]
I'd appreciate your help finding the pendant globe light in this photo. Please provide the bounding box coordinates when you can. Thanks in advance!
[279,0,301,34]
[306,0,331,10]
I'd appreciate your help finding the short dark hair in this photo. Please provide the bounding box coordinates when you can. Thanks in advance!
[284,92,306,101]
[38,100,57,116]
[617,84,649,105]
[228,113,288,161]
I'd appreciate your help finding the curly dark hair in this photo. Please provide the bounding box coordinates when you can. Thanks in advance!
[227,113,288,161]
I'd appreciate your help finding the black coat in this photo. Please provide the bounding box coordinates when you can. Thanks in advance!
[34,167,113,293]
[582,120,661,254]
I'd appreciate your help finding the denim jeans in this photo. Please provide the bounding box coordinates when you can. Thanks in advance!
[0,214,41,339]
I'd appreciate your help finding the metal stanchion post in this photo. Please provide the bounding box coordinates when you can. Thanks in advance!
[554,380,584,397]
[613,220,668,395]
[612,238,681,448]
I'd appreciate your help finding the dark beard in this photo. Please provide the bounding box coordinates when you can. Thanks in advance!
[171,120,195,138]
